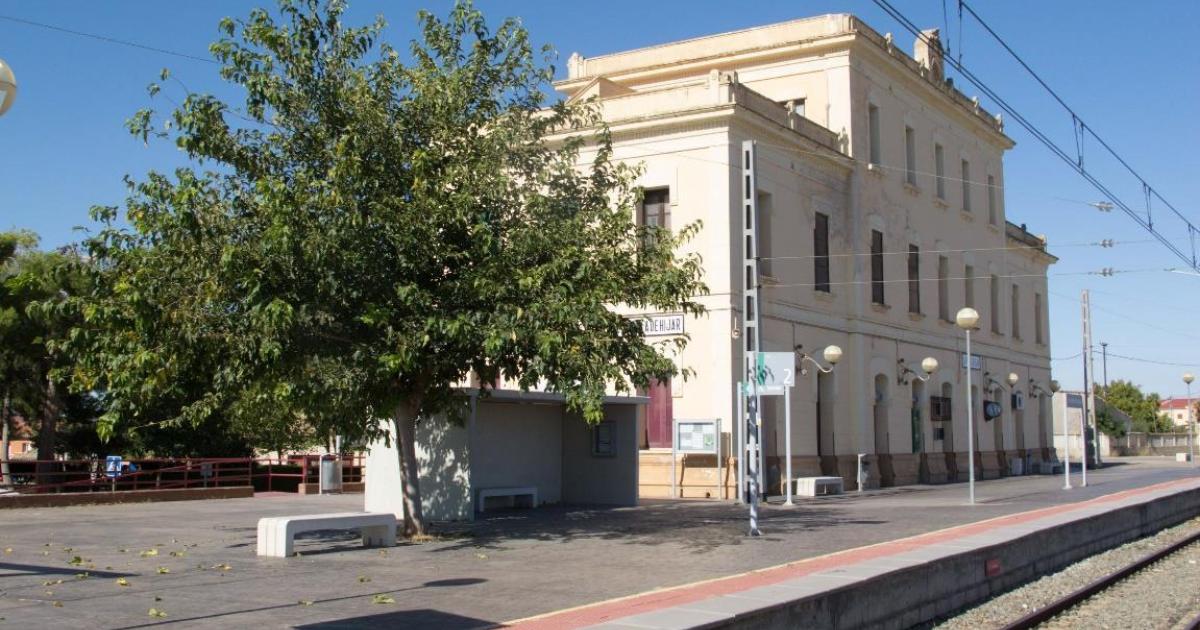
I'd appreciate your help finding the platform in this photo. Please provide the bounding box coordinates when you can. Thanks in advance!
[0,457,1195,629]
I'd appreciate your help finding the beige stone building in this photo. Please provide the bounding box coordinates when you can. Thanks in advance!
[553,14,1057,496]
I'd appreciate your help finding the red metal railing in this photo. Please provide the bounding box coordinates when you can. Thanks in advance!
[0,454,364,495]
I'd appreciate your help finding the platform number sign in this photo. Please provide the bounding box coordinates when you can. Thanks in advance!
[749,352,795,396]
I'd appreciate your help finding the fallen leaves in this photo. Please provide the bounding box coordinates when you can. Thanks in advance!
[42,579,63,587]
[298,600,314,607]
[67,556,84,566]
[156,566,170,574]
[139,549,159,558]
[148,608,168,618]
[371,594,395,605]
[357,575,371,583]
[116,577,130,587]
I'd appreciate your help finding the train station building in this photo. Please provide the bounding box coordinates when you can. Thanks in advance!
[552,14,1058,496]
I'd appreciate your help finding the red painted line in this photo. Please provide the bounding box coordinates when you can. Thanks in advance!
[506,477,1199,629]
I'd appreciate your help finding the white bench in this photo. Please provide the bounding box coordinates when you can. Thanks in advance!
[256,512,396,558]
[793,476,844,497]
[477,486,538,513]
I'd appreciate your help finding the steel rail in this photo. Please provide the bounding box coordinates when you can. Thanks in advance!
[1000,527,1200,629]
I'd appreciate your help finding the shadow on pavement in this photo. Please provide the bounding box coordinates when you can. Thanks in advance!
[0,561,133,579]
[295,609,497,629]
[112,579,492,629]
[430,501,886,554]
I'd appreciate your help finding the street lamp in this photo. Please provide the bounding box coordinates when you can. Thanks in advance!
[956,307,980,505]
[1185,373,1195,467]
[0,58,16,117]
[788,345,841,506]
[798,344,843,375]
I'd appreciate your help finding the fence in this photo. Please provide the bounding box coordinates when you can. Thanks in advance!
[1113,432,1194,456]
[0,454,364,495]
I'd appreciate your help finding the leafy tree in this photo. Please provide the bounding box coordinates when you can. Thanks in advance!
[1097,380,1170,434]
[0,231,95,479]
[66,0,705,534]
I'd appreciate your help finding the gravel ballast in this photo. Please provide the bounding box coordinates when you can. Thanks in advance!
[930,516,1200,629]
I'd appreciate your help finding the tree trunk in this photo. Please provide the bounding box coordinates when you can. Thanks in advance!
[1,392,12,487]
[392,402,425,536]
[35,375,61,484]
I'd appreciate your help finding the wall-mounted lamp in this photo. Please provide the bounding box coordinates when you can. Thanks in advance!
[795,344,841,376]
[898,357,940,385]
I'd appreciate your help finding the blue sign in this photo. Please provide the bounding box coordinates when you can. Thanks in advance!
[105,455,123,479]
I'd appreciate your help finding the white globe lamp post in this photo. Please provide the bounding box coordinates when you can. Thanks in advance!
[0,58,16,117]
[956,307,980,504]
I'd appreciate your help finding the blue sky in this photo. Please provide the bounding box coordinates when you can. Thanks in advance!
[1,0,1197,398]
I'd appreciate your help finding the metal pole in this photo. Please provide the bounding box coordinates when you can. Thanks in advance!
[716,418,723,500]
[965,328,975,505]
[1189,382,1195,468]
[737,382,745,504]
[671,418,678,499]
[1080,290,1091,485]
[742,139,762,536]
[1062,390,1073,489]
[1101,342,1108,391]
[784,387,793,505]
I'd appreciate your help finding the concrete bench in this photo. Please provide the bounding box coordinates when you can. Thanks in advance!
[793,476,844,497]
[477,486,538,513]
[256,512,396,558]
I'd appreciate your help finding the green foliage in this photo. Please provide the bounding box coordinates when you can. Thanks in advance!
[1094,408,1126,439]
[64,0,705,524]
[1097,380,1171,434]
[1,231,95,460]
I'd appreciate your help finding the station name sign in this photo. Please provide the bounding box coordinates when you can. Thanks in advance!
[637,313,685,337]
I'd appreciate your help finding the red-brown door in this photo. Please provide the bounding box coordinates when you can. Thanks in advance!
[646,379,673,449]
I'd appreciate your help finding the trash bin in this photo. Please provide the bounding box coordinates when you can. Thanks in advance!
[319,455,343,494]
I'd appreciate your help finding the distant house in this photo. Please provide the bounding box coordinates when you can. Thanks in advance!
[3,415,35,460]
[1159,398,1197,429]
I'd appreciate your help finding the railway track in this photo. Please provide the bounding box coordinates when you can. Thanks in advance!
[999,528,1200,630]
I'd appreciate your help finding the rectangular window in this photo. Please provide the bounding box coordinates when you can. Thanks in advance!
[934,144,946,199]
[930,396,952,422]
[907,245,920,314]
[868,104,881,164]
[938,256,950,321]
[990,275,1001,334]
[964,265,975,309]
[1011,284,1021,338]
[757,192,773,278]
[905,126,917,186]
[871,230,885,305]
[1035,292,1044,344]
[987,174,997,225]
[592,421,616,457]
[814,212,830,292]
[961,159,972,212]
[639,188,670,247]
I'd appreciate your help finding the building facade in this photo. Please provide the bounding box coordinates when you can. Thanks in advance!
[1159,398,1197,429]
[553,14,1057,495]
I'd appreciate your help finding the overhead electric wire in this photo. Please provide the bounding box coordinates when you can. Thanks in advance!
[0,13,218,65]
[870,0,1199,272]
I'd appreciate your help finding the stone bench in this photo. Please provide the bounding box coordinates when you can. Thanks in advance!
[477,486,538,513]
[793,476,844,497]
[256,512,396,558]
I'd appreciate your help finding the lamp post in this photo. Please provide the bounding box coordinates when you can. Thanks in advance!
[0,58,16,117]
[1185,373,1195,467]
[899,357,940,453]
[790,345,842,506]
[956,307,980,505]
